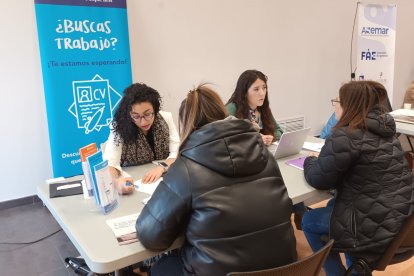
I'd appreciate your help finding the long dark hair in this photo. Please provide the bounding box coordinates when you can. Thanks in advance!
[227,70,275,136]
[335,80,390,131]
[179,84,227,149]
[112,83,162,144]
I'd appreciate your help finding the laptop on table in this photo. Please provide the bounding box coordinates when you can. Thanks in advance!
[271,128,311,159]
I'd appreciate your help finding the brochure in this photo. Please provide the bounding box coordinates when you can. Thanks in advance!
[106,213,140,245]
[79,143,98,198]
[285,156,307,170]
[87,150,104,205]
[93,160,118,214]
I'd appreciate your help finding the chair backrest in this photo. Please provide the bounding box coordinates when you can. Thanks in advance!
[227,239,334,276]
[376,211,414,270]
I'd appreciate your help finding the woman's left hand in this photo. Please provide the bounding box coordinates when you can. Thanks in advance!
[142,166,164,184]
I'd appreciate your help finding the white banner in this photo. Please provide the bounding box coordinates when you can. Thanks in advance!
[356,3,396,103]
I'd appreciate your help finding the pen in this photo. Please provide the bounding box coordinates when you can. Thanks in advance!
[125,181,139,189]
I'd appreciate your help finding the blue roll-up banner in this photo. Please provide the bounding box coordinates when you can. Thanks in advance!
[34,0,132,177]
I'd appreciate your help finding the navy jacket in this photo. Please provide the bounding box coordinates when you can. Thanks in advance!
[304,107,414,266]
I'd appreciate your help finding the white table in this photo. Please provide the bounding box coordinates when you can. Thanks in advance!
[37,163,182,275]
[396,121,414,136]
[274,136,325,205]
[37,139,323,274]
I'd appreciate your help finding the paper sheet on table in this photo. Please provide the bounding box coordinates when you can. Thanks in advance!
[390,109,414,117]
[142,196,151,205]
[134,177,163,195]
[106,213,139,245]
[302,142,324,153]
[390,109,414,124]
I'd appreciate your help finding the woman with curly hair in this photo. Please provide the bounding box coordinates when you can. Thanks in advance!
[226,69,283,146]
[104,83,179,194]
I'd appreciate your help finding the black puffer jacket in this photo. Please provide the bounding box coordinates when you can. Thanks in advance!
[304,108,414,265]
[136,118,297,276]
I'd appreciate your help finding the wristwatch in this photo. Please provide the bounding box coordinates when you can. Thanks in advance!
[158,161,169,173]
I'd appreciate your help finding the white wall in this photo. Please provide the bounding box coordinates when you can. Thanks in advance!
[1,0,414,202]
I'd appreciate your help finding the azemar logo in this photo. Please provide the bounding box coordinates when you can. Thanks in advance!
[361,49,376,61]
[361,27,389,36]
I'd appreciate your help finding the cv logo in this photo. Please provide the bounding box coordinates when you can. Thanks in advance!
[68,74,121,134]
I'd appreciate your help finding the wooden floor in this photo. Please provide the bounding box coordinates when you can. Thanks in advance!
[295,198,414,276]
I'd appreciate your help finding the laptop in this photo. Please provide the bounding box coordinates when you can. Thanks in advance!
[271,128,311,159]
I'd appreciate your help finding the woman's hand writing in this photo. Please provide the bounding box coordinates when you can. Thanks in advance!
[115,177,135,194]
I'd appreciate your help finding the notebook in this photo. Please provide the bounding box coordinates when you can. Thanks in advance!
[272,128,311,159]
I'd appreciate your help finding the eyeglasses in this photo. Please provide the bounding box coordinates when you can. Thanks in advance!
[331,99,341,106]
[130,112,154,122]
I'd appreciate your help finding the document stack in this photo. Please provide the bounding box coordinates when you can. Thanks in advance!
[79,144,119,214]
[79,143,98,198]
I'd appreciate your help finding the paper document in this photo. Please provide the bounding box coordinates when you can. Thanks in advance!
[142,197,151,205]
[390,109,414,117]
[106,213,139,245]
[303,142,324,153]
[390,109,414,124]
[134,177,163,195]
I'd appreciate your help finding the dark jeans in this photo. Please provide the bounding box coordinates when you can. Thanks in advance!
[149,251,184,276]
[301,198,352,276]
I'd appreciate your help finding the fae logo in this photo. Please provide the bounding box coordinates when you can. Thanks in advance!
[361,49,376,61]
[68,74,122,134]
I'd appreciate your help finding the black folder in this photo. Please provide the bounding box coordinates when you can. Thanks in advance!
[49,180,83,198]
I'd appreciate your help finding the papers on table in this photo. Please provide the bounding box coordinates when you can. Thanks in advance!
[106,213,139,245]
[134,177,163,205]
[134,177,163,195]
[302,142,324,153]
[390,109,414,117]
[390,109,414,124]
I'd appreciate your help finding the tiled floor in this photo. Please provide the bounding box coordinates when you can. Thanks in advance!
[1,198,414,276]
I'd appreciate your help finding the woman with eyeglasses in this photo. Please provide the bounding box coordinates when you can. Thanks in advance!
[104,83,179,194]
[302,81,413,275]
[226,69,283,146]
[136,84,296,275]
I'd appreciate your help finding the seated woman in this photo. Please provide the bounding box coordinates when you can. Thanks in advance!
[226,69,307,229]
[320,112,337,139]
[226,69,283,145]
[302,80,414,276]
[104,83,179,194]
[136,84,297,276]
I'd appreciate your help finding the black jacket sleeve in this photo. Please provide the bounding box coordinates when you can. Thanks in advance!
[135,159,191,251]
[304,129,360,190]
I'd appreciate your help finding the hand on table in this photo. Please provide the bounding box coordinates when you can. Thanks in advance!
[141,166,164,184]
[261,134,274,146]
[115,177,135,195]
[308,151,320,158]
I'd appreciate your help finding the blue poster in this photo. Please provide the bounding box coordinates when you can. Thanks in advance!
[34,0,132,177]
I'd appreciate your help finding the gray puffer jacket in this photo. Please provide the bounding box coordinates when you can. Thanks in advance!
[304,107,414,266]
[136,118,297,276]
